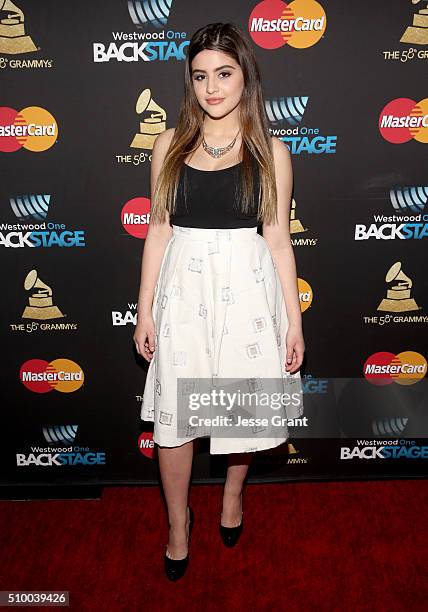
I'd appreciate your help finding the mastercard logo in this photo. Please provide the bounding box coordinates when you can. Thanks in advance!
[298,278,312,312]
[363,351,427,386]
[379,98,428,144]
[138,431,155,459]
[20,358,84,393]
[249,0,327,50]
[0,106,58,152]
[121,197,151,239]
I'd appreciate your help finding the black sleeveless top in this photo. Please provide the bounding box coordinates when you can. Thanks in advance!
[170,159,260,229]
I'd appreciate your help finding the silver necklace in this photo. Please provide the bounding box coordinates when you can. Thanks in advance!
[202,129,240,159]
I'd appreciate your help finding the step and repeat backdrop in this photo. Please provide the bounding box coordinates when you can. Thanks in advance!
[1,1,427,487]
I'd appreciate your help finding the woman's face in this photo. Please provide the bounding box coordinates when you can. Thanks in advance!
[190,49,244,119]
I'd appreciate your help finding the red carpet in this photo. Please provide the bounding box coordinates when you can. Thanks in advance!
[1,480,427,611]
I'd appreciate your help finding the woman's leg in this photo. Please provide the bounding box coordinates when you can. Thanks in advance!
[158,440,194,559]
[221,452,253,527]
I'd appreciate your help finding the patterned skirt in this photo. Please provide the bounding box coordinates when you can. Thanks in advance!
[140,224,304,454]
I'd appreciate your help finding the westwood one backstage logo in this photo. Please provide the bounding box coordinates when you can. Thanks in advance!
[92,0,189,63]
[341,439,428,460]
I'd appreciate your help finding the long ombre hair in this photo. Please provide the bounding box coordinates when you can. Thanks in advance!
[149,22,278,226]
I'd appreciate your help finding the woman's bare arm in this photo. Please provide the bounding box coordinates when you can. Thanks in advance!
[262,136,302,331]
[262,137,304,372]
[137,129,175,320]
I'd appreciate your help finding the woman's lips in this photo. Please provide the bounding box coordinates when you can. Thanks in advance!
[206,98,224,105]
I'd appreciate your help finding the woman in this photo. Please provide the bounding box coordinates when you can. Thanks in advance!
[133,22,305,581]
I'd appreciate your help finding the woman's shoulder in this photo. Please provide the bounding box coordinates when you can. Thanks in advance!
[152,128,177,169]
[154,127,176,150]
[270,135,291,163]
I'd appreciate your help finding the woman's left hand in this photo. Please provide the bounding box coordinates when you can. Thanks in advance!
[285,325,305,373]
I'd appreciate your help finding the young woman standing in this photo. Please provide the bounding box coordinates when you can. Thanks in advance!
[134,22,305,581]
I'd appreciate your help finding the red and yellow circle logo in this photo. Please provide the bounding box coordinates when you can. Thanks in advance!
[379,98,428,144]
[20,359,84,393]
[121,197,151,239]
[363,351,427,386]
[138,431,155,459]
[298,278,312,312]
[0,106,58,152]
[248,0,327,50]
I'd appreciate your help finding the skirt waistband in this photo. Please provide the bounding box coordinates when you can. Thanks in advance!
[172,224,258,242]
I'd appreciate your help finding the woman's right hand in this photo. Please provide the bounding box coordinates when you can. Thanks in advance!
[133,315,156,362]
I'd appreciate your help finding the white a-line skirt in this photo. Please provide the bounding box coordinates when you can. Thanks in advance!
[140,224,304,455]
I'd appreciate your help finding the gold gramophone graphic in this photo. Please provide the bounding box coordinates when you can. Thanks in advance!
[377,261,420,312]
[400,0,428,45]
[130,88,167,149]
[287,442,299,455]
[0,0,37,54]
[289,198,306,234]
[22,270,64,320]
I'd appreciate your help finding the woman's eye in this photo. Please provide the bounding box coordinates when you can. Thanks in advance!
[194,72,231,81]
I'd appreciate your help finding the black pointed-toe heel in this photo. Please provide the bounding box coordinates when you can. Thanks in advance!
[219,494,243,547]
[220,515,243,547]
[164,506,194,581]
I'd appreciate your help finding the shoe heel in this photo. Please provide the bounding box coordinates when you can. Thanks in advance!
[219,515,243,547]
[219,494,243,547]
[164,505,194,581]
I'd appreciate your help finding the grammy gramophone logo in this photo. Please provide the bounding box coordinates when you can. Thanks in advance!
[290,198,306,234]
[22,269,64,320]
[377,261,420,313]
[400,0,428,45]
[287,442,298,456]
[130,88,167,149]
[0,0,37,54]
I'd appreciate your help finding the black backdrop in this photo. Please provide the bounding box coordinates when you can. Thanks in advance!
[2,1,427,487]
